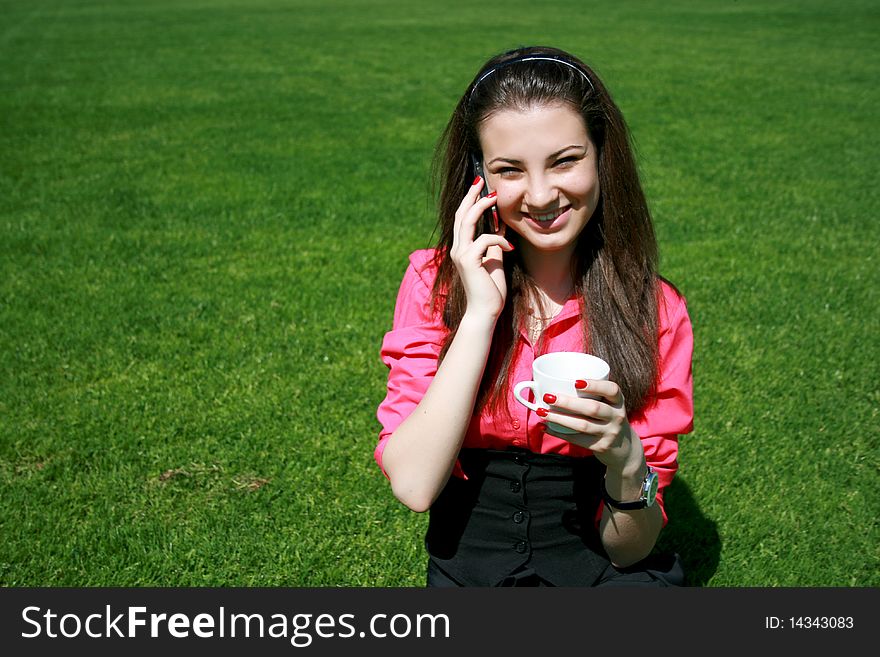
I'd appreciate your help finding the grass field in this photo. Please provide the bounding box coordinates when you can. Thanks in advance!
[1,0,877,586]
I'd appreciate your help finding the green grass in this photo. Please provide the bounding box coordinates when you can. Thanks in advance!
[1,0,877,586]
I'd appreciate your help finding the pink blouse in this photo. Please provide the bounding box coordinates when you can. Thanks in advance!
[375,249,694,524]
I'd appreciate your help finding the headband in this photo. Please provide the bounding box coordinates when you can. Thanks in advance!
[468,55,595,105]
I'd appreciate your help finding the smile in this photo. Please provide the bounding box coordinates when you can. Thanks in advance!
[525,207,569,222]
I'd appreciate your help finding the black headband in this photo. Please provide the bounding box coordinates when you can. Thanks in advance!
[468,54,595,105]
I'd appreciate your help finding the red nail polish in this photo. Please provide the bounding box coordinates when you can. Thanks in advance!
[543,393,556,404]
[575,380,588,390]
[536,407,549,418]
[487,191,497,198]
[472,175,482,186]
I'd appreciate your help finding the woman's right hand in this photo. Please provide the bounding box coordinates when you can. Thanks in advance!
[449,176,513,321]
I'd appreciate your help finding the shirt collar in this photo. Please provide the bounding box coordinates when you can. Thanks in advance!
[518,296,582,342]
[553,296,582,324]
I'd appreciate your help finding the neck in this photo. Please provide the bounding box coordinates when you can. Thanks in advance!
[520,242,576,303]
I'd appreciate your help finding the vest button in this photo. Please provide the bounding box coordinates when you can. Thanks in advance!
[514,541,528,554]
[513,511,524,524]
[509,481,521,493]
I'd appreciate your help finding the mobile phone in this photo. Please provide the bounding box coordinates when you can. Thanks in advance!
[470,153,500,235]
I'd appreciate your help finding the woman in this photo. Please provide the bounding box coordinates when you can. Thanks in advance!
[375,46,694,586]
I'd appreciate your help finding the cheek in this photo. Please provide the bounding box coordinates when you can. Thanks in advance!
[493,184,521,218]
[587,179,601,207]
[571,173,600,208]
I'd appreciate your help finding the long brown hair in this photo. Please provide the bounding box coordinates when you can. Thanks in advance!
[431,46,660,415]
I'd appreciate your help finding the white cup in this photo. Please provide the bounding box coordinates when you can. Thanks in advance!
[513,352,610,434]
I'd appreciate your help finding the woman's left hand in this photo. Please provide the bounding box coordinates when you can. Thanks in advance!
[538,379,644,474]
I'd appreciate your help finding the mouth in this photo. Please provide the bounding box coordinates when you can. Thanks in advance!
[523,206,570,225]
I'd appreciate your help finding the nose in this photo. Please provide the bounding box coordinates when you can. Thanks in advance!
[524,172,557,209]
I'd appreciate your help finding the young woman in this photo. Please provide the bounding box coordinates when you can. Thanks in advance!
[375,46,694,586]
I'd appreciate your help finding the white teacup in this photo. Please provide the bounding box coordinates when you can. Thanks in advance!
[513,352,610,434]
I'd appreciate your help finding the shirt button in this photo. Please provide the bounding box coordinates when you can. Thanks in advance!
[512,419,520,430]
[513,511,524,524]
[509,481,521,493]
[514,541,528,554]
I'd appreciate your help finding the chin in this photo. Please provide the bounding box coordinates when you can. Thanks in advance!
[523,233,579,253]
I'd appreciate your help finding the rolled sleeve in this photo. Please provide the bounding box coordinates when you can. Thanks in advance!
[629,283,695,524]
[375,251,446,476]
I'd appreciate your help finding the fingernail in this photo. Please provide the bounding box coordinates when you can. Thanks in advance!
[536,407,549,418]
[542,393,556,404]
[487,191,497,198]
[506,242,514,250]
[472,175,482,185]
[575,380,588,390]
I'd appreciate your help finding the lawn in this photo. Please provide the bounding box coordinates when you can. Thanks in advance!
[1,0,877,586]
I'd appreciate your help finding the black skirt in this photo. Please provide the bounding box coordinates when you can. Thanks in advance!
[425,447,684,587]
[425,447,610,586]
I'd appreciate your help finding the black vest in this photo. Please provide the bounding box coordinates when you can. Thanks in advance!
[426,448,610,586]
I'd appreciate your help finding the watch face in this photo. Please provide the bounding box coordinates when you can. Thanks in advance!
[645,471,659,505]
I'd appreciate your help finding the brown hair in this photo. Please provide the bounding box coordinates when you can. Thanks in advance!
[431,46,660,415]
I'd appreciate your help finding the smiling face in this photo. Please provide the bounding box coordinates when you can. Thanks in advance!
[479,102,600,260]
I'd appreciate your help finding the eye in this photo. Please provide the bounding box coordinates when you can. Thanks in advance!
[493,166,521,178]
[553,156,580,168]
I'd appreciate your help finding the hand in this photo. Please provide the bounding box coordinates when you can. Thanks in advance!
[449,177,513,321]
[537,379,644,475]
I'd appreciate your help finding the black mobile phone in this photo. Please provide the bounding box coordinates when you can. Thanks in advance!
[470,154,499,235]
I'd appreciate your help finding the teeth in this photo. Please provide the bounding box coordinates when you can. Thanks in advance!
[532,208,565,222]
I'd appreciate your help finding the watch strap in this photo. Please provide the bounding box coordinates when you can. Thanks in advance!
[602,466,657,510]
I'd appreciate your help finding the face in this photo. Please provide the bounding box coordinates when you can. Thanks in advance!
[479,102,600,257]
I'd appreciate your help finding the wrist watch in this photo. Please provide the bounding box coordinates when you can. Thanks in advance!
[602,466,658,510]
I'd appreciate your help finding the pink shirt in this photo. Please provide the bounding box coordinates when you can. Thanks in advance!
[375,249,694,524]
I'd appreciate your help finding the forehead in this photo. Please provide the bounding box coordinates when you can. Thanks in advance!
[478,103,590,156]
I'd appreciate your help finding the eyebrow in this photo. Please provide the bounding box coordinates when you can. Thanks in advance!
[487,144,586,166]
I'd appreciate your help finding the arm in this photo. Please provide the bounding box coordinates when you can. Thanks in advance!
[597,426,664,567]
[380,177,512,512]
[541,387,662,566]
[537,288,694,566]
[381,313,496,512]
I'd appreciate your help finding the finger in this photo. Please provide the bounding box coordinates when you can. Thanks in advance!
[462,176,486,210]
[471,232,513,258]
[462,241,511,275]
[484,244,502,261]
[542,393,612,421]
[453,177,487,240]
[483,242,508,290]
[470,174,486,196]
[573,379,624,407]
[542,423,598,449]
[455,191,498,246]
[538,415,605,451]
[535,407,603,436]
